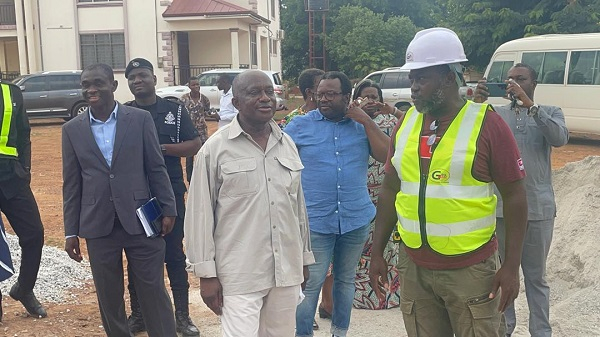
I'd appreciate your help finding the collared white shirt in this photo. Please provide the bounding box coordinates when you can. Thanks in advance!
[217,89,238,128]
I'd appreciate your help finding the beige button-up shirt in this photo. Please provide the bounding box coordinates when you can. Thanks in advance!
[185,116,315,295]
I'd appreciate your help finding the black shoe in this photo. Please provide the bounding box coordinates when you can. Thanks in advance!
[176,311,200,336]
[9,283,47,318]
[127,313,146,334]
[313,319,319,330]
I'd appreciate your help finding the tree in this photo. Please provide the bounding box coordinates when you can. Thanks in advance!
[526,0,600,35]
[327,6,418,79]
[281,0,428,82]
[438,0,600,70]
[280,0,311,84]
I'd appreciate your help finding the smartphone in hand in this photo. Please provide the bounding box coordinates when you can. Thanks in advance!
[486,83,508,97]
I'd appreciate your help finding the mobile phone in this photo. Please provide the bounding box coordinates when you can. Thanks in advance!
[486,82,508,97]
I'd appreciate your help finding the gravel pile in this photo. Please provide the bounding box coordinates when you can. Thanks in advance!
[0,234,93,303]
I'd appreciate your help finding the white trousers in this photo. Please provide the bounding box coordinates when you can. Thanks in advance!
[222,285,300,337]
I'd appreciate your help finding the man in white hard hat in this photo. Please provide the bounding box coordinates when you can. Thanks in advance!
[368,27,529,337]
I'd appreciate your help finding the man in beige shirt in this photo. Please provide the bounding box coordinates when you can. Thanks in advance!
[184,70,315,337]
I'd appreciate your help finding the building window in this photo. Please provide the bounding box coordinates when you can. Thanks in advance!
[250,31,257,66]
[271,39,278,56]
[80,33,126,69]
[78,0,120,2]
[271,0,276,18]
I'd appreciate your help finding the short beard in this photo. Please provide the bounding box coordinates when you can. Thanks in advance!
[418,88,445,117]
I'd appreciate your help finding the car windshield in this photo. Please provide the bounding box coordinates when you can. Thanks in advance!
[12,76,26,84]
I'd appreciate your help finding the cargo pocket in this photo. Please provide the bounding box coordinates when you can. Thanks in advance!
[400,295,418,336]
[275,157,303,195]
[220,158,259,197]
[467,293,503,337]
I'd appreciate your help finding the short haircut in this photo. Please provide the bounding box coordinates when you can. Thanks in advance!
[232,69,269,95]
[513,63,538,81]
[82,63,114,81]
[218,74,234,83]
[352,79,383,103]
[321,71,352,95]
[298,68,325,99]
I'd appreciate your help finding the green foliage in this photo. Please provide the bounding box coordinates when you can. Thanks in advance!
[326,6,418,79]
[281,0,600,81]
[526,0,600,35]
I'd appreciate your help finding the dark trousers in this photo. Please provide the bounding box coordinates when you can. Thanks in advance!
[87,219,176,337]
[186,156,194,184]
[0,179,44,292]
[128,191,189,310]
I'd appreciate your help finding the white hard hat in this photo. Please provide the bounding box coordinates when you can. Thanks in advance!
[401,27,468,70]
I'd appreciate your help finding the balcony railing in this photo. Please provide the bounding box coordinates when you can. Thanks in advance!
[2,71,19,81]
[173,64,250,85]
[0,3,15,26]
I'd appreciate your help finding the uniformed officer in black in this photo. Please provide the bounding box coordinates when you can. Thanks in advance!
[0,80,47,319]
[125,58,202,336]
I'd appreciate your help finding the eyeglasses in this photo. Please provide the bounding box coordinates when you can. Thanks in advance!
[427,120,439,146]
[316,91,343,101]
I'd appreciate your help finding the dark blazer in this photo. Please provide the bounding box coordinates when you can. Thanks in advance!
[62,103,176,239]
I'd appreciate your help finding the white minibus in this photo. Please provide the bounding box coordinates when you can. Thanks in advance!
[484,33,600,136]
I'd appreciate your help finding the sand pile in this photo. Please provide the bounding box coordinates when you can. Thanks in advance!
[512,155,600,336]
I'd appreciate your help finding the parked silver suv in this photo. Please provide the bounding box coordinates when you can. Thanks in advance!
[12,70,88,120]
[361,67,473,112]
[362,67,413,112]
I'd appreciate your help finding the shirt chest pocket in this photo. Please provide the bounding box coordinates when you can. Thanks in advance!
[276,157,304,195]
[220,158,259,197]
[159,121,178,139]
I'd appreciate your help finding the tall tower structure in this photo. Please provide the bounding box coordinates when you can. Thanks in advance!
[305,0,328,70]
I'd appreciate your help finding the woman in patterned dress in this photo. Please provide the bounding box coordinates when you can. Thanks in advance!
[181,77,211,183]
[277,68,324,129]
[352,79,401,310]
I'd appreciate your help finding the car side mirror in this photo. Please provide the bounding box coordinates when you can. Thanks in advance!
[19,86,25,91]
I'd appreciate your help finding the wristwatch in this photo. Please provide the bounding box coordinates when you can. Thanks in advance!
[527,104,539,117]
[160,144,167,155]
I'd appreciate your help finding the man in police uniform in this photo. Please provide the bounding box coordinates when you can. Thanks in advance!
[0,79,47,319]
[125,58,202,336]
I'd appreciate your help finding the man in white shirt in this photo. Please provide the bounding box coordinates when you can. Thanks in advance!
[215,74,238,128]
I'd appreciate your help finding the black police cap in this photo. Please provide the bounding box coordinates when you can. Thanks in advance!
[125,58,154,78]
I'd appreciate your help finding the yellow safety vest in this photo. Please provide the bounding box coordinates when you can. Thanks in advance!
[391,101,496,256]
[0,83,17,157]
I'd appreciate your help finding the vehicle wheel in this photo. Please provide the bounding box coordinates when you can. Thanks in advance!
[395,103,412,113]
[71,102,88,119]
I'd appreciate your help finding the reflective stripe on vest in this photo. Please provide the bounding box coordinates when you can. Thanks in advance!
[0,84,17,157]
[391,101,496,256]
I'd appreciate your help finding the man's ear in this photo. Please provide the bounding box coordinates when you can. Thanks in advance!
[232,97,240,110]
[112,80,118,92]
[153,75,157,86]
[444,71,456,86]
[343,93,351,105]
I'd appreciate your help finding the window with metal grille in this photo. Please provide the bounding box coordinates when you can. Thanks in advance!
[250,31,257,66]
[80,33,126,69]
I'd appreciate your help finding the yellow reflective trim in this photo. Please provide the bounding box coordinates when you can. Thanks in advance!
[0,84,16,157]
[400,181,493,199]
[398,213,496,237]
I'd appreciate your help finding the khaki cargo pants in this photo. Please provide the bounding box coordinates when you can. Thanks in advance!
[397,247,506,337]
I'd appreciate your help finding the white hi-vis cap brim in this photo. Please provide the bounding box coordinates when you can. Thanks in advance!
[400,27,468,71]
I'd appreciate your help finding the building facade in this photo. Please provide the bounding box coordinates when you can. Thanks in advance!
[2,0,283,101]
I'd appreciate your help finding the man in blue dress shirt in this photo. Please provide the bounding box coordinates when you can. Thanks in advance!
[285,71,389,337]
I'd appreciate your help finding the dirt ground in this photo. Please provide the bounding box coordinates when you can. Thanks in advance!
[1,115,599,336]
